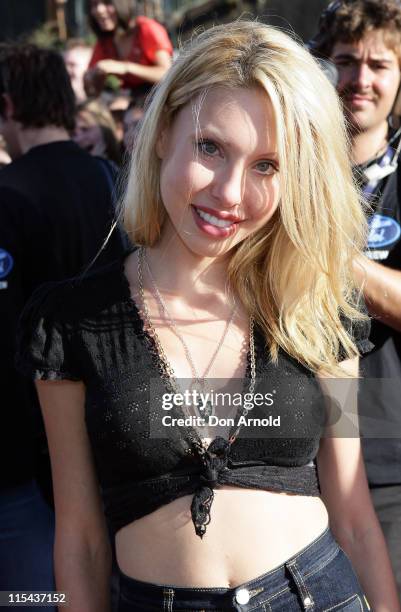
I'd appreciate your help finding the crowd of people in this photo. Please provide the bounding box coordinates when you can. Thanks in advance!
[1,0,173,171]
[0,1,173,608]
[0,0,401,611]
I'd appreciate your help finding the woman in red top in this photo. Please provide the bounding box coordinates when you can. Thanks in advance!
[85,0,173,97]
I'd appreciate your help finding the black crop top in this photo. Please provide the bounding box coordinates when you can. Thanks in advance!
[16,255,373,538]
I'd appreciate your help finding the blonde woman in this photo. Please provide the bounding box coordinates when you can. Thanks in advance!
[17,21,400,611]
[74,99,122,165]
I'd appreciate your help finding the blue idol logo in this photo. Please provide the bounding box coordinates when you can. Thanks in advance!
[367,214,401,249]
[0,249,14,279]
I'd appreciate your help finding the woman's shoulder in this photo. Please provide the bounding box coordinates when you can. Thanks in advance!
[135,16,163,28]
[16,254,133,381]
[135,16,172,39]
[21,254,132,330]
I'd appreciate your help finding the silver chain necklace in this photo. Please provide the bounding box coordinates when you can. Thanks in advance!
[143,248,237,387]
[137,246,256,442]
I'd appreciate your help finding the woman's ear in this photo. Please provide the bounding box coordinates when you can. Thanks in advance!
[156,126,169,159]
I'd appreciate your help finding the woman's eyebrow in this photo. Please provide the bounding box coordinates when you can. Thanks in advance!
[194,128,278,155]
[194,126,229,144]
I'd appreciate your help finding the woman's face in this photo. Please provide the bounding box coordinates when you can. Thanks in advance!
[90,0,118,32]
[157,87,281,258]
[74,111,105,156]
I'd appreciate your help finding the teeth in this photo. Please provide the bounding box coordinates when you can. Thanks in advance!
[196,208,234,228]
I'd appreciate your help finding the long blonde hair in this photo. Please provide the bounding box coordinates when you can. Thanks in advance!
[121,20,368,375]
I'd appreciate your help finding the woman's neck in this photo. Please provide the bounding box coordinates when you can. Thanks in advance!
[114,20,136,41]
[113,26,136,59]
[145,235,231,303]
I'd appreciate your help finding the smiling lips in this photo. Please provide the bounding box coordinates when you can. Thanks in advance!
[192,205,243,238]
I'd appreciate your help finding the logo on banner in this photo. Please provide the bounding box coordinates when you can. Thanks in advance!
[0,249,14,279]
[367,214,401,249]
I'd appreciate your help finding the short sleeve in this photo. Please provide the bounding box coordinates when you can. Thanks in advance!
[338,295,374,361]
[16,281,82,381]
[136,17,173,64]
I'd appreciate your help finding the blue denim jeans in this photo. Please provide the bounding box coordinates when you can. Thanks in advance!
[0,480,56,612]
[118,527,370,611]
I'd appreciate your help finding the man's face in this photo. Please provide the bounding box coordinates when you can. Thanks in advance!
[331,30,401,134]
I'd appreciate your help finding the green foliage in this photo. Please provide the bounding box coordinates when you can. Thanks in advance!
[26,20,97,52]
[104,74,122,91]
[27,20,61,50]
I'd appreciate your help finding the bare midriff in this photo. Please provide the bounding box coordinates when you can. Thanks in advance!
[115,486,329,588]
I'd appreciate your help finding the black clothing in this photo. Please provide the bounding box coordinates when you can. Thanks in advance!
[357,152,401,485]
[353,137,401,597]
[17,256,371,537]
[0,141,124,489]
[370,484,401,593]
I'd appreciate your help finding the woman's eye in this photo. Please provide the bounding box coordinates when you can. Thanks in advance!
[255,161,277,175]
[197,140,218,156]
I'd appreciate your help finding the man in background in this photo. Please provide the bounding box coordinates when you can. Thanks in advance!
[311,0,401,592]
[0,43,124,604]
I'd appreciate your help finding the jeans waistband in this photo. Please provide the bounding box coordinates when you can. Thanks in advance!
[118,526,338,608]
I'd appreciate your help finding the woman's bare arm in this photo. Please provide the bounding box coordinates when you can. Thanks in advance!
[317,358,400,612]
[84,49,172,95]
[353,254,401,332]
[36,380,112,612]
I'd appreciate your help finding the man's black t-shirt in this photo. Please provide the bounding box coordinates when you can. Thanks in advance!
[358,153,401,485]
[0,141,125,489]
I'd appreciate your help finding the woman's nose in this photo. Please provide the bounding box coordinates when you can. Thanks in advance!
[211,165,244,208]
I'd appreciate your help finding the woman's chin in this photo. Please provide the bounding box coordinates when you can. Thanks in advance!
[177,235,239,260]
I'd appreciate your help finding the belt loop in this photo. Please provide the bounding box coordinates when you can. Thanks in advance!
[286,560,314,610]
[163,587,174,612]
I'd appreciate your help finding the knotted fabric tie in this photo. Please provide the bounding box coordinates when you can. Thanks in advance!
[191,436,230,538]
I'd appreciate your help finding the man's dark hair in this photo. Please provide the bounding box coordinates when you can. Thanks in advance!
[311,0,401,62]
[0,43,75,131]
